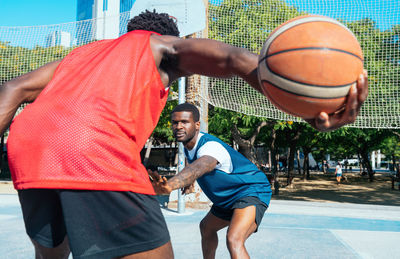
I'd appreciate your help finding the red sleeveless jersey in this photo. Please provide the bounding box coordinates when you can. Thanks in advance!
[7,30,168,194]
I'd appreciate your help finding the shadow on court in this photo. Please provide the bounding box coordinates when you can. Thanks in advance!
[273,174,400,207]
[1,194,400,259]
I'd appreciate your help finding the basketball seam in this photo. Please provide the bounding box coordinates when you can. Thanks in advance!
[259,55,357,88]
[262,79,350,99]
[260,16,363,61]
[265,64,358,88]
[265,47,364,61]
[267,17,360,55]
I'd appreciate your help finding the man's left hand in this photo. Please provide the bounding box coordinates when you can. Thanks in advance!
[305,70,368,132]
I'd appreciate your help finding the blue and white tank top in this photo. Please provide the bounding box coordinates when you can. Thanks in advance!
[184,133,272,208]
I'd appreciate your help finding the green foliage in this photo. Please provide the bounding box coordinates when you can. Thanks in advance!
[378,130,400,163]
[345,18,400,127]
[209,0,301,52]
[0,41,73,84]
[151,81,179,145]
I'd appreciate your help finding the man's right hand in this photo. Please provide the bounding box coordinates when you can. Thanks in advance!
[147,169,173,195]
[181,183,195,195]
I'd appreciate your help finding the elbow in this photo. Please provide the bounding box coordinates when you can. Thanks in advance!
[1,80,27,104]
[228,49,258,78]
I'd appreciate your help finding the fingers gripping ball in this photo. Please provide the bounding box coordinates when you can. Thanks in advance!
[258,15,364,119]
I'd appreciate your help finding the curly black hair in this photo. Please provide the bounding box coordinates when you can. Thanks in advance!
[127,10,179,36]
[171,103,200,122]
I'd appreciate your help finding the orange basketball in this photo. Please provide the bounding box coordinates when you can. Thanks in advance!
[258,15,364,119]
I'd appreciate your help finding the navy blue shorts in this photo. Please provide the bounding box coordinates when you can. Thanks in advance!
[210,196,268,231]
[18,189,170,259]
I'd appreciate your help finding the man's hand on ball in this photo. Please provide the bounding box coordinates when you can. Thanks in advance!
[306,70,368,132]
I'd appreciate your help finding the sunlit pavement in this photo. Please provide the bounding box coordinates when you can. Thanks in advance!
[1,194,400,259]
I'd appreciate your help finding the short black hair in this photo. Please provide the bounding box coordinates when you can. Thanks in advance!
[127,10,179,36]
[171,103,200,122]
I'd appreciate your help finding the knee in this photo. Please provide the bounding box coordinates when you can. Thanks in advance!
[199,218,208,236]
[199,218,217,238]
[226,231,244,249]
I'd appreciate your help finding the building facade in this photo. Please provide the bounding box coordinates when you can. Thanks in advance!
[76,0,135,44]
[46,31,72,48]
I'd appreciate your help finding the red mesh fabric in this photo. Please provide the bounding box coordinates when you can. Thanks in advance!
[7,31,168,194]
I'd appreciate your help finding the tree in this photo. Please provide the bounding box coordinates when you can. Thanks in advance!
[208,106,275,166]
[379,130,400,172]
[207,0,302,167]
[0,42,72,84]
[327,128,387,181]
[143,83,179,166]
[297,124,326,179]
[274,121,305,184]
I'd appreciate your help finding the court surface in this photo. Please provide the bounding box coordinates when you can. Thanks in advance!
[1,194,400,259]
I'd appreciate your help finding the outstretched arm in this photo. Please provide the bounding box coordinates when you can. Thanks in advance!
[175,38,368,132]
[0,60,61,135]
[151,155,218,195]
[153,35,368,132]
[172,38,261,93]
[151,35,262,93]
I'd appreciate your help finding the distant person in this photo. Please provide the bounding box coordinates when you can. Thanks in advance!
[323,160,329,173]
[335,162,343,184]
[150,103,272,259]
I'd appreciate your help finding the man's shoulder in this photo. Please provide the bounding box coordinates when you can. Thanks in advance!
[200,132,223,142]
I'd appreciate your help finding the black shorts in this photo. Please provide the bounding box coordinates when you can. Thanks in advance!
[210,196,268,231]
[18,189,170,259]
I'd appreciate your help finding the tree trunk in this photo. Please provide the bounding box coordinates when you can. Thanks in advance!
[168,143,176,167]
[360,149,374,182]
[270,128,278,175]
[391,154,396,172]
[296,150,302,175]
[285,126,303,185]
[303,151,310,179]
[142,137,153,167]
[287,145,296,185]
[357,153,363,174]
[231,121,270,167]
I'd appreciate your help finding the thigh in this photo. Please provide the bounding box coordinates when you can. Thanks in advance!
[202,209,230,233]
[18,189,67,248]
[229,206,258,240]
[59,190,171,259]
[229,196,268,236]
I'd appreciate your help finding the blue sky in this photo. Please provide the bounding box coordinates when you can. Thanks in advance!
[0,0,399,30]
[0,0,77,26]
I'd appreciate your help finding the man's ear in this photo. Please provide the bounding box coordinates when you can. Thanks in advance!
[195,121,201,130]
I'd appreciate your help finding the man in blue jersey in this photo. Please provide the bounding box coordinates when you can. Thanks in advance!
[149,103,272,259]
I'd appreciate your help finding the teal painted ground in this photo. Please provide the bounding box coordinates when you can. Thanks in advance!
[1,195,400,259]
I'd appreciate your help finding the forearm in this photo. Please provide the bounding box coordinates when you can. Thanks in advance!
[167,166,198,190]
[0,60,61,135]
[227,48,263,94]
[0,82,23,135]
[12,60,61,102]
[167,155,218,190]
[173,38,262,93]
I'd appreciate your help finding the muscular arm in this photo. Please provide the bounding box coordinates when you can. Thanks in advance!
[152,35,368,132]
[0,60,61,135]
[168,155,218,190]
[151,155,218,195]
[151,35,262,93]
[173,38,261,92]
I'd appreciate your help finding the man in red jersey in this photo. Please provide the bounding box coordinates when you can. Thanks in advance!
[0,10,367,259]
